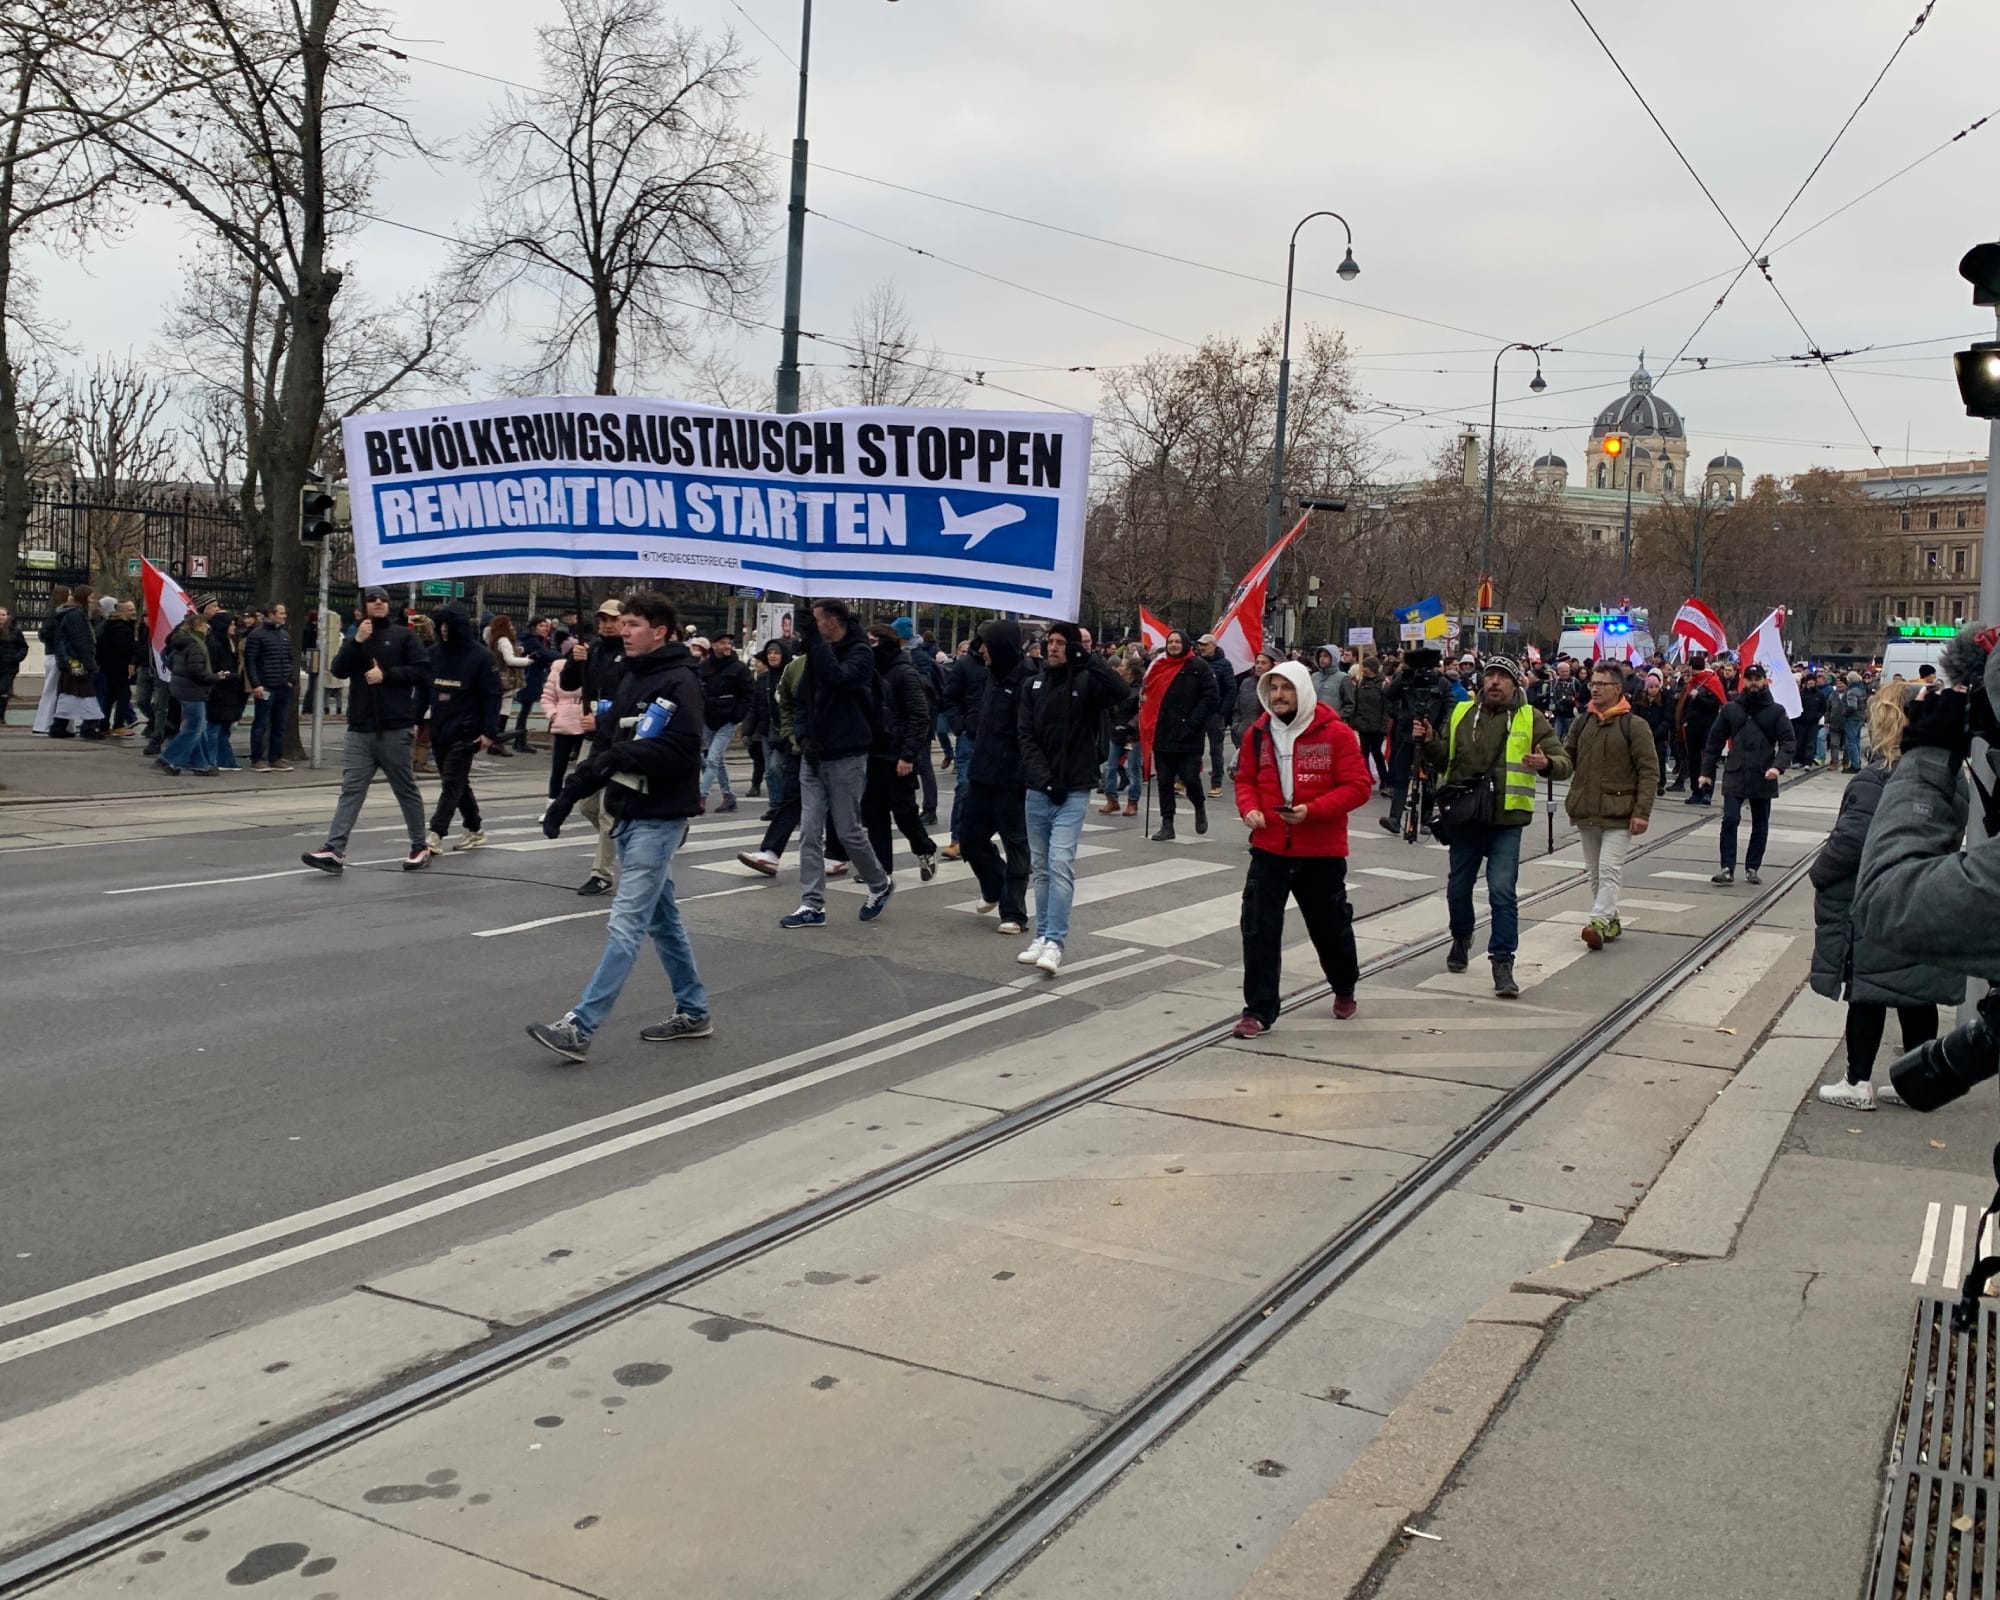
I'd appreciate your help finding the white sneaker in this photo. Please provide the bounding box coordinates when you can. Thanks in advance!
[1877,1079,1902,1105]
[455,829,487,851]
[1016,937,1049,965]
[826,860,850,878]
[996,920,1025,935]
[424,830,445,852]
[1035,941,1064,975]
[1817,1079,1876,1111]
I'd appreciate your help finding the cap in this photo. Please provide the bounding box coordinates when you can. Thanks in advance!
[1197,633,1218,645]
[1459,653,1478,664]
[595,597,622,618]
[362,587,389,603]
[1742,662,1769,680]
[892,617,916,640]
[1485,655,1524,684]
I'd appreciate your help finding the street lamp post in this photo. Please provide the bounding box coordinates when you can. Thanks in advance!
[773,1,901,416]
[1265,212,1359,546]
[1620,435,1639,588]
[1479,343,1547,654]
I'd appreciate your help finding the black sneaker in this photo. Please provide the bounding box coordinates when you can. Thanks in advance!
[301,848,345,874]
[1150,825,1175,842]
[1711,869,1734,885]
[1194,811,1209,835]
[1745,868,1762,885]
[1378,815,1402,834]
[577,873,613,896]
[639,1012,713,1043]
[919,852,937,882]
[1446,935,1471,974]
[1492,959,1520,999]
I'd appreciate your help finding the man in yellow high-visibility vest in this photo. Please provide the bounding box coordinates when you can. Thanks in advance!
[1415,656,1571,998]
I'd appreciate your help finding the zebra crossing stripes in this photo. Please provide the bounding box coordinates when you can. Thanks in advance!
[1909,1202,1997,1289]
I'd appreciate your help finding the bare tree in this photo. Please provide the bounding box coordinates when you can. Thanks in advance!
[456,0,772,397]
[59,354,182,582]
[0,2,192,607]
[96,0,417,626]
[1086,325,1372,631]
[821,281,961,409]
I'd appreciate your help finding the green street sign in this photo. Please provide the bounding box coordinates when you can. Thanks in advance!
[126,557,141,576]
[421,580,455,597]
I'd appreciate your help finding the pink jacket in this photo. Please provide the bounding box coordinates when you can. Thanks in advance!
[542,662,584,735]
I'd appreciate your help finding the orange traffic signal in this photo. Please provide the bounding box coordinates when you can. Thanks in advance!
[1602,433,1624,457]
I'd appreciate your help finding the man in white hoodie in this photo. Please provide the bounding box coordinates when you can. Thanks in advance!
[1230,663,1376,1037]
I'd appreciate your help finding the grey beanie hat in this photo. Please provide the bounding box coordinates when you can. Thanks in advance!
[1485,654,1524,685]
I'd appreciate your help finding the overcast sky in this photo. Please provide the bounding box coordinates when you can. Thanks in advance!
[43,0,2000,485]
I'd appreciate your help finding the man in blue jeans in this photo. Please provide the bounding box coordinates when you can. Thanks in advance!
[529,592,712,1063]
[1016,620,1136,975]
[1415,656,1571,998]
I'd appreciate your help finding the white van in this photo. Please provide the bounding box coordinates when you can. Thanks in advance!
[1880,634,1951,683]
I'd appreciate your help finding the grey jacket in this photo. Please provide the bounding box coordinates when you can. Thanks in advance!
[1812,763,1963,1006]
[1852,648,2000,984]
[1312,663,1357,718]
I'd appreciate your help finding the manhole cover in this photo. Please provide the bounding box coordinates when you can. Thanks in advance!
[1876,1296,2000,1598]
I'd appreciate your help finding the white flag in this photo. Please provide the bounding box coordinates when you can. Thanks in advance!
[1738,607,1802,717]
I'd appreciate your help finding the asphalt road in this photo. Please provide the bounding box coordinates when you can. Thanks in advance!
[0,750,1771,1416]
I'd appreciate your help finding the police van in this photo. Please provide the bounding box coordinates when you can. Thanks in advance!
[1555,607,1657,664]
[1880,620,1955,682]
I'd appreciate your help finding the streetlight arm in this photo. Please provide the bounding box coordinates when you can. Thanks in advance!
[1267,210,1358,546]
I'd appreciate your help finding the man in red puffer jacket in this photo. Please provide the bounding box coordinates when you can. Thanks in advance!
[1231,660,1374,1037]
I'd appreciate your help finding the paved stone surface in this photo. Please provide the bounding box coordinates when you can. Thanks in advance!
[997,1380,1378,1600]
[1235,1493,1413,1600]
[1467,1290,1569,1327]
[285,1303,1094,1600]
[684,1102,1418,1411]
[1,1292,488,1551]
[1513,1246,1668,1299]
[32,1487,577,1597]
[1248,1190,1584,1415]
[1457,1053,1728,1221]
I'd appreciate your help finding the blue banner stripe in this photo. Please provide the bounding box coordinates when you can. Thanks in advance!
[382,548,641,568]
[738,559,1051,599]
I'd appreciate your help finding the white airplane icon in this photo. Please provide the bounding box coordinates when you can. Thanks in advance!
[938,498,1027,551]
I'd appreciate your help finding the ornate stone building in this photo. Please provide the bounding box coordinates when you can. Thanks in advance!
[1523,358,1748,555]
[1830,458,1987,655]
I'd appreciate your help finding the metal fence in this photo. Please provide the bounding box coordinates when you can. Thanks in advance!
[10,484,260,628]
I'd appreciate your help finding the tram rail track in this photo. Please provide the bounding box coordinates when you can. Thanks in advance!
[0,772,1828,1596]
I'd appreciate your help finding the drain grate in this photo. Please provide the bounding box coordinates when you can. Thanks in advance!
[1876,1296,2000,1599]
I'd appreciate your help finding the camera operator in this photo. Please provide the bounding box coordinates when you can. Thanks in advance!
[1853,626,2000,1114]
[1380,647,1450,836]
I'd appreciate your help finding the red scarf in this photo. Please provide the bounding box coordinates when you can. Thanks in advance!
[1139,651,1192,780]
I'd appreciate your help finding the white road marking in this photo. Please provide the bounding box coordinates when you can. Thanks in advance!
[103,856,409,895]
[0,989,1071,1367]
[1652,931,1797,1024]
[1913,1202,1941,1285]
[1653,869,1724,883]
[1617,897,1694,913]
[1945,1204,1970,1291]
[0,975,1079,1341]
[1007,947,1140,986]
[1416,915,1591,995]
[1357,867,1433,882]
[468,883,771,936]
[1098,891,1243,948]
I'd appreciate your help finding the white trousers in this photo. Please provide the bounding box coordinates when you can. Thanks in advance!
[1577,825,1631,924]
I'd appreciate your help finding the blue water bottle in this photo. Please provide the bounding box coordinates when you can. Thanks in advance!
[634,697,676,740]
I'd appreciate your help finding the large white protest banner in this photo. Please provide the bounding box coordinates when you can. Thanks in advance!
[341,397,1091,619]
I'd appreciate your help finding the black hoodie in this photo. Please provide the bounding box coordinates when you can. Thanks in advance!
[969,620,1030,788]
[428,607,504,746]
[559,641,705,821]
[333,609,430,732]
[871,634,933,764]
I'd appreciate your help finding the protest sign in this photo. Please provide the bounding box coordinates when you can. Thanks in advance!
[341,396,1092,619]
[1346,625,1375,648]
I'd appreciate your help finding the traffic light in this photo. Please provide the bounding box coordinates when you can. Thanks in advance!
[1602,433,1624,458]
[300,482,336,543]
[1954,245,2000,419]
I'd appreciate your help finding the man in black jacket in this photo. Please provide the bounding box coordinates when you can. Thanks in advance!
[864,623,939,881]
[697,632,755,813]
[423,606,504,853]
[938,641,989,857]
[782,599,893,927]
[1016,620,1136,975]
[303,587,433,873]
[1698,662,1796,885]
[531,592,712,1062]
[242,602,296,769]
[1151,629,1221,841]
[1198,633,1236,794]
[960,619,1033,933]
[560,597,627,895]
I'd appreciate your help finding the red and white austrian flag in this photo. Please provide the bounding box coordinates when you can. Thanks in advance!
[1738,606,1803,717]
[1139,605,1169,655]
[1671,598,1727,657]
[139,558,195,674]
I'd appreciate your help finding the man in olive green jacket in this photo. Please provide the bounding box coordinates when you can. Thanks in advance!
[1415,656,1572,997]
[1564,657,1660,951]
